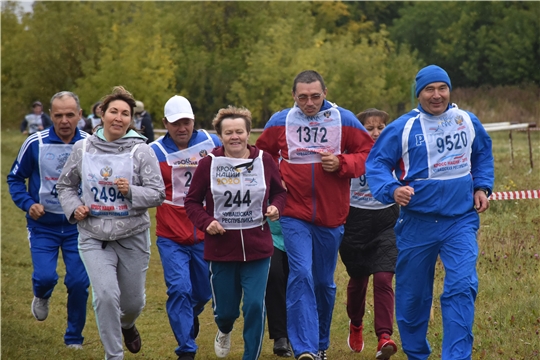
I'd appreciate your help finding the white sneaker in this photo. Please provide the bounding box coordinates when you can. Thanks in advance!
[214,329,231,358]
[31,296,49,321]
[66,344,83,350]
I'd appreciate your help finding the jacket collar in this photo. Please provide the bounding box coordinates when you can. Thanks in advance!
[162,129,200,151]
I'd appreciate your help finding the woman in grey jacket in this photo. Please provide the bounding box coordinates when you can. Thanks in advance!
[57,86,165,360]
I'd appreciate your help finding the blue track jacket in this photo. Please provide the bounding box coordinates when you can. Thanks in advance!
[7,127,88,230]
[366,103,494,217]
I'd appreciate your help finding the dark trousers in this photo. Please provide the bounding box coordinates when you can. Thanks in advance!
[265,247,289,340]
[347,271,395,338]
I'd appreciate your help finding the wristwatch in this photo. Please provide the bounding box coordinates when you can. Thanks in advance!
[475,188,489,196]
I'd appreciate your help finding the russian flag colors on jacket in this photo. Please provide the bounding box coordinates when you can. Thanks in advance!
[150,129,221,245]
[256,100,374,228]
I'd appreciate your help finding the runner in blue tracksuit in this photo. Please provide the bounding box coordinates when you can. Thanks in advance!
[366,65,494,360]
[7,91,90,348]
[150,95,221,360]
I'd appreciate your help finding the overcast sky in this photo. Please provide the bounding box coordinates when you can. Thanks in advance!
[18,0,34,13]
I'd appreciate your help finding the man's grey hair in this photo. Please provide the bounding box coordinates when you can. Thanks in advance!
[50,91,81,111]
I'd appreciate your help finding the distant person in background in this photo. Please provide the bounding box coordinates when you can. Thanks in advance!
[265,218,292,358]
[57,86,165,360]
[20,100,53,135]
[150,95,221,360]
[366,65,494,359]
[87,101,103,133]
[8,91,90,350]
[134,100,154,143]
[77,114,88,131]
[339,108,398,360]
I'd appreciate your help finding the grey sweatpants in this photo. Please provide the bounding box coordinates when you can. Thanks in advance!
[79,229,150,360]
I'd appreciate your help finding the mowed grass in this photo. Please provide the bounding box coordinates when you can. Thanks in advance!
[2,127,539,360]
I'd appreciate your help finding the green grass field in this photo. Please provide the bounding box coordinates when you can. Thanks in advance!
[2,128,539,359]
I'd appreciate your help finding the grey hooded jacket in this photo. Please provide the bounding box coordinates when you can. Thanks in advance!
[57,129,165,241]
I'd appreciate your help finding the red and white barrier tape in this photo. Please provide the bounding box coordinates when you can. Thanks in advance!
[489,190,539,200]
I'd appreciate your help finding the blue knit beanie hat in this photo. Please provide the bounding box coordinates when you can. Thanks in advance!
[415,65,452,97]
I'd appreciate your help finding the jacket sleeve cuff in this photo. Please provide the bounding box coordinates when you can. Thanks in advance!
[22,199,35,213]
[388,184,401,203]
[474,187,491,197]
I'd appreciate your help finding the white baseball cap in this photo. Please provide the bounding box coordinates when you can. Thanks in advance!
[134,100,144,114]
[164,95,194,122]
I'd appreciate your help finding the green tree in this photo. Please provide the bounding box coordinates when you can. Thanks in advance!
[1,2,176,127]
[390,2,459,72]
[487,3,540,85]
[158,2,314,128]
[390,1,540,87]
[1,1,28,124]
[2,1,103,126]
[308,2,412,37]
[230,5,420,125]
[228,2,319,125]
[75,2,177,121]
[2,1,423,130]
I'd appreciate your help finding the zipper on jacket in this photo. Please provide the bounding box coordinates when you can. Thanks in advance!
[311,163,316,223]
[240,229,246,262]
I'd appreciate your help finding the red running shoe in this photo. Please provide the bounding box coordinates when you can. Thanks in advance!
[347,321,364,352]
[376,334,397,359]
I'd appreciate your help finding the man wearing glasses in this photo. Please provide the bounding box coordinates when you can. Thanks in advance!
[256,70,374,360]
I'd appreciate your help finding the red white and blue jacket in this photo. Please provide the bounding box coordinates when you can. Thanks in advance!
[150,130,221,245]
[256,100,374,228]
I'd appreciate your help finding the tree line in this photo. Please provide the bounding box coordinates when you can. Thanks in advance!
[2,1,538,130]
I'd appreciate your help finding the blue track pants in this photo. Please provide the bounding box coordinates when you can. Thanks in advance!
[394,209,479,360]
[157,238,211,355]
[28,226,89,345]
[280,216,344,355]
